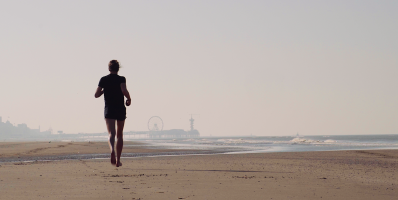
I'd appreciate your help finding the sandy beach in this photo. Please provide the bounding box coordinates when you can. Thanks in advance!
[0,142,397,200]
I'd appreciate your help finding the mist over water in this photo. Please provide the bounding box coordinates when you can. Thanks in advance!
[2,115,398,154]
[136,135,398,153]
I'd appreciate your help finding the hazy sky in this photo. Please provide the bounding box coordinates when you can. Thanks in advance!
[1,0,397,136]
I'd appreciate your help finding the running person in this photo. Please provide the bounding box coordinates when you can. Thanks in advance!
[95,60,131,167]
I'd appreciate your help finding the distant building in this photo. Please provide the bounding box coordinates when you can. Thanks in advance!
[17,123,28,129]
[17,123,29,133]
[0,118,51,140]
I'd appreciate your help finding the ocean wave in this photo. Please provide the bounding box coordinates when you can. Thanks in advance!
[145,137,398,150]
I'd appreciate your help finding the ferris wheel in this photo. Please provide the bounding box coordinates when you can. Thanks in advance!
[148,116,163,131]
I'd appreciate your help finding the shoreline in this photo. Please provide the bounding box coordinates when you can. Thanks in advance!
[2,141,398,163]
[0,141,220,163]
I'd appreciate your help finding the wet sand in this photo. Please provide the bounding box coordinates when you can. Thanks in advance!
[0,142,397,199]
[0,141,216,163]
[0,141,190,158]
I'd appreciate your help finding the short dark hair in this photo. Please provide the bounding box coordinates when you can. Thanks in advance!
[108,60,120,72]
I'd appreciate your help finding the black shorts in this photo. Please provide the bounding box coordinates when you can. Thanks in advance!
[104,106,126,121]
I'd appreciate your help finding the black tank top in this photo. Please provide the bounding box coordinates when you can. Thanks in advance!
[98,74,126,108]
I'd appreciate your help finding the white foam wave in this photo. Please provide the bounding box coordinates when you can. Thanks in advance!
[145,137,398,149]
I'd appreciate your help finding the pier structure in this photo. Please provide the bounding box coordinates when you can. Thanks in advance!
[76,116,200,140]
[122,116,200,138]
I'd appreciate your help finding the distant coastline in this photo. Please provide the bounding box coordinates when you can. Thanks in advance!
[0,116,52,140]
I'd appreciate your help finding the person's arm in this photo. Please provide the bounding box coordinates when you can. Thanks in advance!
[94,86,104,98]
[120,83,131,106]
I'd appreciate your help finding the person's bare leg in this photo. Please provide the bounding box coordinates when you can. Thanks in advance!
[115,120,125,167]
[105,118,116,165]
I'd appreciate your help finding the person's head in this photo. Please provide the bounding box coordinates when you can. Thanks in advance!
[108,60,120,72]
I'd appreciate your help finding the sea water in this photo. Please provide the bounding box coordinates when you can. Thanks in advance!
[129,134,398,153]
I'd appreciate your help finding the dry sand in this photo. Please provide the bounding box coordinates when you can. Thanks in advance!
[0,142,397,200]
